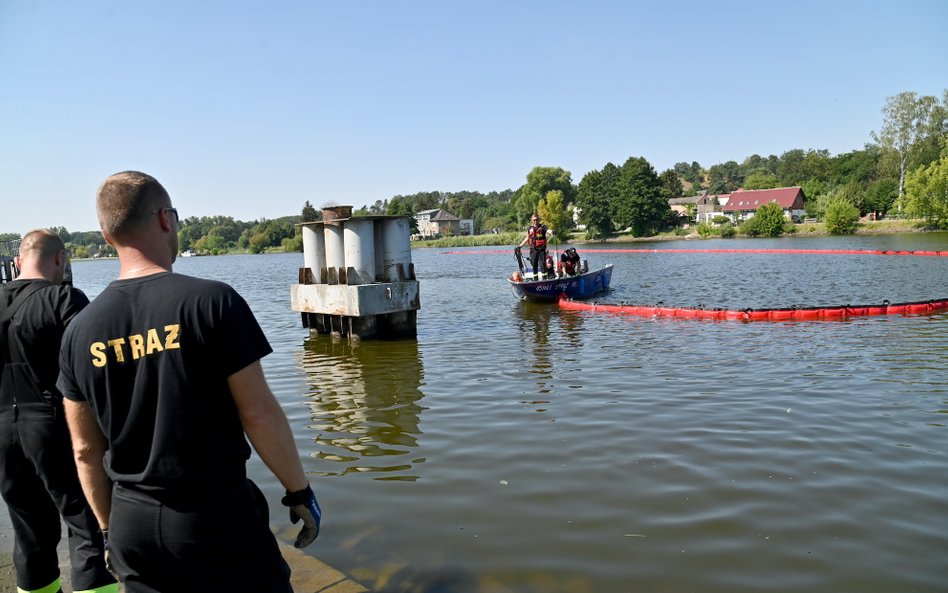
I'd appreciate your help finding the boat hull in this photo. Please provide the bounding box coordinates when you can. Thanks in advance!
[509,265,613,303]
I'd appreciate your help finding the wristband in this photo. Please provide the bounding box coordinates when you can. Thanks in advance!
[281,485,314,507]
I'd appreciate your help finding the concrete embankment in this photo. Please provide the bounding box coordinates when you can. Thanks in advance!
[0,541,368,593]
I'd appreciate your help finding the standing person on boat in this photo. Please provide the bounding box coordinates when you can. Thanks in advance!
[0,229,116,593]
[58,171,321,593]
[559,247,581,277]
[517,213,552,279]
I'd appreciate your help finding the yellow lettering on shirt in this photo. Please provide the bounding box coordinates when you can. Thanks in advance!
[129,334,145,360]
[107,338,127,363]
[89,324,182,367]
[164,324,181,350]
[91,342,107,367]
[146,328,164,355]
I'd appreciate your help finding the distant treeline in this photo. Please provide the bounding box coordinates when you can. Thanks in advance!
[6,90,945,255]
[364,90,948,239]
[0,216,305,259]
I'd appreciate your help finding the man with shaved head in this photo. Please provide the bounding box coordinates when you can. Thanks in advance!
[0,229,116,593]
[58,171,321,593]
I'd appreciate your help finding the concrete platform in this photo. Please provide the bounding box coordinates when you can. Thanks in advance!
[0,540,369,593]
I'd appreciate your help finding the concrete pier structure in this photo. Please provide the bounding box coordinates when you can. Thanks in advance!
[291,207,420,340]
[0,240,20,284]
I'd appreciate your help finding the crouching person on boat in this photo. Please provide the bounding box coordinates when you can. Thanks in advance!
[517,214,552,280]
[543,254,556,279]
[559,247,581,277]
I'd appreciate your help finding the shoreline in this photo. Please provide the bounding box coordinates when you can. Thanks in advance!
[64,221,944,259]
[411,219,944,249]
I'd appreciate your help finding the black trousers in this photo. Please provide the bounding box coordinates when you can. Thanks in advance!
[110,479,293,593]
[0,397,114,592]
[529,247,547,275]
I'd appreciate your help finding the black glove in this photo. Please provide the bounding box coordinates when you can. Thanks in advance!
[281,485,321,548]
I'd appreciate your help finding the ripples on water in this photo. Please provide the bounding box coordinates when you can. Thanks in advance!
[59,235,948,592]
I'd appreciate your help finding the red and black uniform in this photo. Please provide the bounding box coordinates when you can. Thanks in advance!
[527,223,548,276]
[57,272,292,593]
[0,279,116,593]
[560,250,581,276]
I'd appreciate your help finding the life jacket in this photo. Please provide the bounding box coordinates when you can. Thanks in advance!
[529,224,547,249]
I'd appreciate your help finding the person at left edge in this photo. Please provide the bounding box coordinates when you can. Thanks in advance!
[58,171,321,593]
[0,229,117,593]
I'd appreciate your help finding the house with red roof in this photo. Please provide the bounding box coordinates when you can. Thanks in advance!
[721,187,806,222]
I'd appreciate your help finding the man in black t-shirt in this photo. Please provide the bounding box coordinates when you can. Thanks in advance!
[559,247,581,276]
[0,230,116,593]
[59,171,321,593]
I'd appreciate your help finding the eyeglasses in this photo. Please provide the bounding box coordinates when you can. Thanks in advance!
[152,206,179,221]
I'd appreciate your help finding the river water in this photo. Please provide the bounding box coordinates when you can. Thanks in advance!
[6,233,948,592]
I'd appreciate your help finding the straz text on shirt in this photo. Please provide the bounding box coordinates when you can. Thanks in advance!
[89,324,182,367]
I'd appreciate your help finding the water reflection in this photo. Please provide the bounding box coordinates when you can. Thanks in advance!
[298,335,426,481]
[513,302,554,394]
[512,303,587,409]
[556,307,586,350]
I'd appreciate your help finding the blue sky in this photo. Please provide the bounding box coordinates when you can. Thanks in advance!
[2,0,946,234]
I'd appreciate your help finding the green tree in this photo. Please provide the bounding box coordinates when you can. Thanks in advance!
[282,234,303,252]
[872,91,940,197]
[177,215,251,252]
[576,166,615,240]
[743,171,779,190]
[774,149,806,186]
[743,202,786,237]
[515,167,576,224]
[864,178,899,218]
[833,181,867,215]
[537,189,571,239]
[386,196,419,233]
[800,179,828,217]
[658,169,684,200]
[823,198,860,234]
[902,155,948,228]
[706,161,743,193]
[248,232,269,254]
[301,200,319,222]
[673,161,704,184]
[801,149,833,183]
[830,146,883,185]
[613,157,668,236]
[741,154,779,177]
[808,192,837,221]
[194,231,228,254]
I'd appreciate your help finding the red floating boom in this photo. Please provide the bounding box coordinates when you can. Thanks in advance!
[441,248,948,256]
[558,298,948,321]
